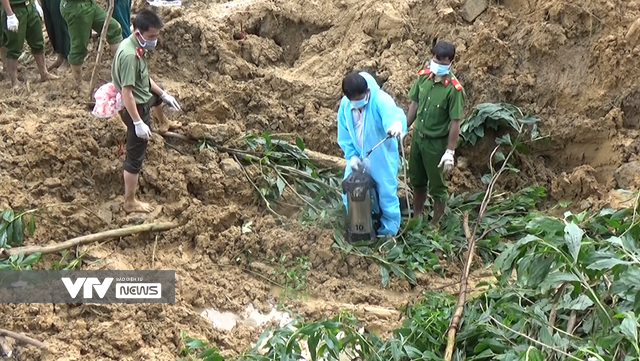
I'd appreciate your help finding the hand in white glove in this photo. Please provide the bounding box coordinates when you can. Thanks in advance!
[34,2,43,19]
[133,120,152,140]
[386,120,403,138]
[160,91,181,111]
[349,156,363,172]
[6,14,19,32]
[438,149,455,172]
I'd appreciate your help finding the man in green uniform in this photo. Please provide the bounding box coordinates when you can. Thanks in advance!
[406,39,465,228]
[0,0,58,87]
[60,0,123,92]
[111,9,181,213]
[41,0,70,71]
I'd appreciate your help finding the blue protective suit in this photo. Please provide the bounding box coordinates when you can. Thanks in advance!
[337,72,408,236]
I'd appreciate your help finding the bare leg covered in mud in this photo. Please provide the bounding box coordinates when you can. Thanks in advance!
[48,54,69,72]
[34,53,59,82]
[154,105,180,133]
[123,170,154,213]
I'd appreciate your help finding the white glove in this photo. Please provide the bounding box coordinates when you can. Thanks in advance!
[133,120,152,140]
[160,91,181,111]
[6,14,19,32]
[386,120,403,138]
[349,156,363,172]
[438,149,455,172]
[34,2,43,19]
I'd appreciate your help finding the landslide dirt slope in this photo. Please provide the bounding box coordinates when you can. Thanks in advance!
[0,0,639,359]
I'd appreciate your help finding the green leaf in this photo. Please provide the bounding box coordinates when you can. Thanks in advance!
[619,313,638,342]
[539,272,579,293]
[404,345,422,358]
[295,137,305,151]
[276,176,286,197]
[21,252,42,267]
[198,347,224,360]
[380,266,390,288]
[525,346,544,361]
[563,222,583,263]
[307,330,321,361]
[586,258,631,270]
[12,216,23,245]
[186,338,209,349]
[27,215,36,236]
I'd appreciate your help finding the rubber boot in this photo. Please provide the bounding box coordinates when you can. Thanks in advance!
[431,201,445,229]
[412,190,427,219]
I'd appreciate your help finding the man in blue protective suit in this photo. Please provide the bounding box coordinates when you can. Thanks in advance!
[337,70,407,237]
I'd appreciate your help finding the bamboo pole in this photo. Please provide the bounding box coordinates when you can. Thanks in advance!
[88,0,115,102]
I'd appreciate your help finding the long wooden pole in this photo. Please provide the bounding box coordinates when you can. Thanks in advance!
[0,222,178,259]
[88,0,116,102]
[0,329,46,349]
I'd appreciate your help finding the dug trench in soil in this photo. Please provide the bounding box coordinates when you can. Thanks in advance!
[1,0,640,359]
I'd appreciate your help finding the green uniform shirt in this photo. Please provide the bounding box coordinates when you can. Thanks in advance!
[111,34,152,105]
[407,68,466,138]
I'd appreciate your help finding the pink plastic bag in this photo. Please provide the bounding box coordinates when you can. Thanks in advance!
[92,82,124,119]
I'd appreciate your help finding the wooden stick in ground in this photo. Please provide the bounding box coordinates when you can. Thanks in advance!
[444,212,474,361]
[0,329,46,349]
[0,222,178,259]
[87,0,115,102]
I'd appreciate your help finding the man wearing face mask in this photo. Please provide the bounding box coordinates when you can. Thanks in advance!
[406,39,465,229]
[337,70,407,237]
[60,0,123,93]
[111,9,181,213]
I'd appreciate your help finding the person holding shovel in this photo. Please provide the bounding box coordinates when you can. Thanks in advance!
[0,0,58,88]
[111,9,181,213]
[406,39,466,229]
[59,0,123,93]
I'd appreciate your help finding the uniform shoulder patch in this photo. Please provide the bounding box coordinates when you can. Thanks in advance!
[418,68,431,76]
[451,77,463,91]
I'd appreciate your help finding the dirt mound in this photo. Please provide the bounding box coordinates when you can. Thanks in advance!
[1,0,640,359]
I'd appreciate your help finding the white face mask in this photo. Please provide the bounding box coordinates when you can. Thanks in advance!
[136,32,158,50]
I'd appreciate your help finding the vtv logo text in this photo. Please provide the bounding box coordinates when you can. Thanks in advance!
[62,278,113,299]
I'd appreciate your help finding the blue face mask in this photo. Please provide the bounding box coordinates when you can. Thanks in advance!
[350,93,369,109]
[430,59,451,76]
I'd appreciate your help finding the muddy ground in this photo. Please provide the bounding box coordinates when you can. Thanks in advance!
[1,0,639,359]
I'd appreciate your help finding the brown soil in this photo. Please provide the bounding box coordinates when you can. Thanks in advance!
[1,0,640,359]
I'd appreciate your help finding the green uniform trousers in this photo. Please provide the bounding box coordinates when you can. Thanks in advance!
[42,0,70,56]
[112,0,131,38]
[408,133,449,202]
[60,0,123,65]
[0,1,45,59]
